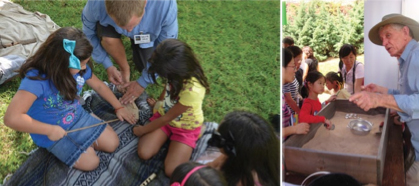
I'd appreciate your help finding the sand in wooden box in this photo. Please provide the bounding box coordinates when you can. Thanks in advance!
[284,100,389,185]
[302,111,385,156]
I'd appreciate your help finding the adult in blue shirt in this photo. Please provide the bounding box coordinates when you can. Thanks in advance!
[349,14,419,184]
[82,0,178,104]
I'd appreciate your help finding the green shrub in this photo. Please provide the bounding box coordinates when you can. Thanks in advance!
[283,0,364,61]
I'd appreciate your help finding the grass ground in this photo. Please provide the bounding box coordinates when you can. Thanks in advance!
[0,0,280,181]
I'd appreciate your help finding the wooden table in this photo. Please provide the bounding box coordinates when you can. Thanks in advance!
[382,121,405,186]
[284,121,406,186]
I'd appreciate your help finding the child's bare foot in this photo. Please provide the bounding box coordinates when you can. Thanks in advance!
[147,98,157,108]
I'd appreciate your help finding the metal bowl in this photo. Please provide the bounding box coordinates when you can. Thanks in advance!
[347,119,373,136]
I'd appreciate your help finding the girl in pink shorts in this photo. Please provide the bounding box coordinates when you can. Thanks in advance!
[133,39,210,177]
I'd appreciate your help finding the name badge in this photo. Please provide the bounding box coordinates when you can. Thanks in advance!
[134,34,151,44]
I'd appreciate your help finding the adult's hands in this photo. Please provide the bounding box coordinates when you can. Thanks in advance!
[362,83,388,94]
[107,66,124,85]
[120,68,130,84]
[120,81,145,104]
[349,91,380,111]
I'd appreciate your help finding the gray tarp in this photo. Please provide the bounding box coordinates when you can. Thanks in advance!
[0,2,59,57]
[0,2,59,85]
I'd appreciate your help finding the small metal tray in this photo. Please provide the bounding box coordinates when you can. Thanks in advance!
[348,119,373,136]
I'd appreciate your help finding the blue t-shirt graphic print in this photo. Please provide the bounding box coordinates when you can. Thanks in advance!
[18,67,92,148]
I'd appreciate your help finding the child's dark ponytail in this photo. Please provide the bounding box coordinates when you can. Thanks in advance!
[301,71,325,98]
[337,71,344,89]
[337,71,343,83]
[301,80,309,99]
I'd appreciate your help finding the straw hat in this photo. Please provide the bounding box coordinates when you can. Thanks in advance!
[368,14,419,45]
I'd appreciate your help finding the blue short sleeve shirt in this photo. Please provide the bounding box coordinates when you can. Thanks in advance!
[19,67,92,148]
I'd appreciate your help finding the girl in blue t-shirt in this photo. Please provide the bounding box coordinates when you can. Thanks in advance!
[4,27,137,171]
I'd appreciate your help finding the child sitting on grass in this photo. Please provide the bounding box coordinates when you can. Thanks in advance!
[133,39,210,177]
[4,27,136,171]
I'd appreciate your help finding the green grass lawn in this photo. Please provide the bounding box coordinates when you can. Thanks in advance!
[0,0,280,181]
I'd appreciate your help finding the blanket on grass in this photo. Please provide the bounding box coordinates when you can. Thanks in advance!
[5,85,218,186]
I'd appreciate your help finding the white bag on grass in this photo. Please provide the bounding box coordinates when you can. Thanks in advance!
[0,55,25,85]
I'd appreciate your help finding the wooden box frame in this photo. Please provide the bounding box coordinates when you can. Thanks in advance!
[283,99,389,185]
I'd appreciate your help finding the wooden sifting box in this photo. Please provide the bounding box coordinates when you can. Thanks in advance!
[283,99,389,185]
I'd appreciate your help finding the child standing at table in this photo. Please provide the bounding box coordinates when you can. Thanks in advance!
[325,71,350,100]
[325,71,343,95]
[299,71,333,129]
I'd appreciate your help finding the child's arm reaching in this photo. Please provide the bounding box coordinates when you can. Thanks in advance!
[4,90,67,141]
[283,123,310,137]
[299,102,326,124]
[299,101,333,129]
[133,102,190,137]
[324,95,337,105]
[86,74,137,124]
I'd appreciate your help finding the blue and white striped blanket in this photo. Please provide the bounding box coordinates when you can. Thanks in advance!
[5,86,218,186]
